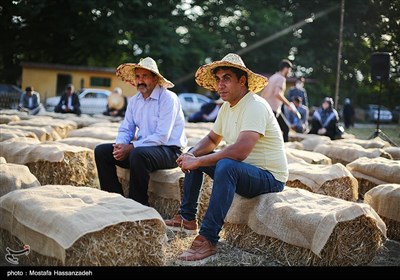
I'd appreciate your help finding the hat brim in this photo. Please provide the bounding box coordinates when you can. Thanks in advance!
[116,63,174,88]
[195,61,268,93]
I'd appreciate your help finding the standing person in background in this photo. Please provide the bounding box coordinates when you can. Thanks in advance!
[342,98,355,129]
[103,87,127,117]
[54,84,81,115]
[288,96,309,133]
[309,97,339,140]
[259,59,299,142]
[287,77,308,107]
[18,86,43,115]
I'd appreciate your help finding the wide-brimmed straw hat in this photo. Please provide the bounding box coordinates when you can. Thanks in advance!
[116,57,174,88]
[195,53,268,93]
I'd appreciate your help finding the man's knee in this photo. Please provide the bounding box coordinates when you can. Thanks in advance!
[95,143,113,160]
[215,158,238,174]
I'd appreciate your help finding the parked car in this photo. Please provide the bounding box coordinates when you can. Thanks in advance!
[46,88,111,115]
[365,104,393,123]
[392,106,400,123]
[178,93,211,117]
[0,84,23,109]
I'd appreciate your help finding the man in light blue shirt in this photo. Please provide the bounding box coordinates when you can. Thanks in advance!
[95,57,187,205]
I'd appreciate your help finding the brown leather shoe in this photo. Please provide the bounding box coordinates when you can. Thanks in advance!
[177,235,217,265]
[164,214,198,235]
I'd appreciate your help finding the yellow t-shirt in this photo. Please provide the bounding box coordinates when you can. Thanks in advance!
[212,93,288,183]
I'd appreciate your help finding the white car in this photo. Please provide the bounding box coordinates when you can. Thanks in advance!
[46,88,111,115]
[178,93,211,117]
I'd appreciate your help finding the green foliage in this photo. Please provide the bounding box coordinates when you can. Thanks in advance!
[0,0,399,108]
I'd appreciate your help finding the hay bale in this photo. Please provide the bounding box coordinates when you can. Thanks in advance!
[286,147,331,165]
[364,184,400,241]
[57,137,109,150]
[116,167,212,221]
[0,185,166,266]
[224,189,386,266]
[90,122,121,129]
[0,127,38,142]
[0,114,20,124]
[314,143,392,165]
[384,147,400,160]
[0,161,41,197]
[8,118,77,138]
[1,124,61,141]
[334,137,391,149]
[0,109,29,119]
[67,127,118,140]
[284,141,304,150]
[38,112,103,128]
[0,140,95,186]
[346,157,400,198]
[288,131,309,142]
[287,161,358,201]
[300,134,331,151]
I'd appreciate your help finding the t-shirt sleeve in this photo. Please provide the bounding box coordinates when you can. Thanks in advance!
[240,101,268,136]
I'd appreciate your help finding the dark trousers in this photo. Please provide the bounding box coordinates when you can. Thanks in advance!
[274,111,290,142]
[94,143,181,205]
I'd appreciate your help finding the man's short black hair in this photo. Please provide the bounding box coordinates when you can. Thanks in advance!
[279,59,293,71]
[212,66,248,88]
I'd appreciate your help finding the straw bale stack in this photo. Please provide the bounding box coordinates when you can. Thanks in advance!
[1,124,61,141]
[284,141,304,150]
[0,185,166,266]
[8,118,77,138]
[300,135,331,151]
[0,127,38,142]
[57,137,109,150]
[314,143,392,165]
[287,160,358,201]
[89,122,121,129]
[384,147,400,160]
[0,109,29,119]
[286,147,331,165]
[0,114,20,124]
[365,184,400,241]
[0,140,95,186]
[224,188,386,266]
[0,158,40,197]
[334,137,391,149]
[37,112,103,128]
[346,157,400,198]
[116,167,213,221]
[67,127,118,140]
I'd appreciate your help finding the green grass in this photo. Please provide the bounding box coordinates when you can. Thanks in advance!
[344,123,400,146]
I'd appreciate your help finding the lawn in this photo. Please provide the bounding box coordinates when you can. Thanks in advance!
[344,123,400,146]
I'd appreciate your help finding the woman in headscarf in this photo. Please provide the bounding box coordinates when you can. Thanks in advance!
[309,97,339,140]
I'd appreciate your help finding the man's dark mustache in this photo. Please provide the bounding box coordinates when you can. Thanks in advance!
[137,83,147,88]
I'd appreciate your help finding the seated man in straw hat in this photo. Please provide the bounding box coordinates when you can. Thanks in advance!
[95,57,187,205]
[103,87,127,117]
[165,53,288,264]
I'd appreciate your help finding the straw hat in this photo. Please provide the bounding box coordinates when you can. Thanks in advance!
[195,53,268,93]
[116,57,174,88]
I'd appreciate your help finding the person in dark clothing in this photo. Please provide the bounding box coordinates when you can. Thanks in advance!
[287,77,308,107]
[54,84,81,115]
[342,98,355,129]
[309,97,339,140]
[188,98,223,123]
[18,86,43,115]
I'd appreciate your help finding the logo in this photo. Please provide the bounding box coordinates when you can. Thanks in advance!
[5,245,30,265]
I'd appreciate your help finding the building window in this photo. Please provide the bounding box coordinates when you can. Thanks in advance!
[90,77,111,87]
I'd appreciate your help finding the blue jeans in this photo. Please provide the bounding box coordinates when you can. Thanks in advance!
[179,158,284,244]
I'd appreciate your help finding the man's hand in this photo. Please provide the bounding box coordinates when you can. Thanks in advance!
[318,128,327,135]
[112,143,133,161]
[176,153,199,173]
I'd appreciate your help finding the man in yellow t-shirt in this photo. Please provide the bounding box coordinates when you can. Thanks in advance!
[165,53,288,264]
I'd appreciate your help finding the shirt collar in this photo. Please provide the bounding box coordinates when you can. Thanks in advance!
[136,85,162,101]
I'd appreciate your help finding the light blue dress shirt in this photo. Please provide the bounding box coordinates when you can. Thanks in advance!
[115,85,187,148]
